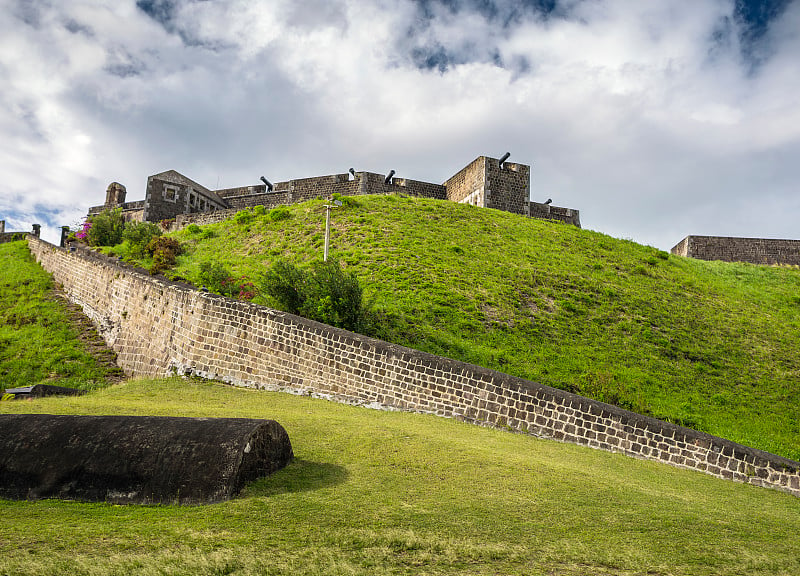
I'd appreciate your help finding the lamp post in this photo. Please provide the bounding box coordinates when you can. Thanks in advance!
[323,199,343,262]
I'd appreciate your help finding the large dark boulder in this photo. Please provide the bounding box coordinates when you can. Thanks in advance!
[0,414,292,504]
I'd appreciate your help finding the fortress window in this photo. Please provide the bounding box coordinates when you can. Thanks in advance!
[164,187,177,202]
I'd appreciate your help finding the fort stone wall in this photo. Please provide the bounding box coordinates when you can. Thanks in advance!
[485,160,530,216]
[444,156,486,206]
[143,171,227,223]
[26,235,800,497]
[530,202,581,227]
[672,236,800,265]
[170,173,447,230]
[88,154,582,231]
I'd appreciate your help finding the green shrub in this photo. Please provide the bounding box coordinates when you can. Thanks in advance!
[253,205,266,216]
[234,209,253,225]
[122,221,161,258]
[186,224,202,234]
[259,259,370,332]
[86,209,125,247]
[260,260,306,315]
[197,262,233,296]
[302,259,367,330]
[196,262,256,300]
[147,237,182,275]
[267,206,291,223]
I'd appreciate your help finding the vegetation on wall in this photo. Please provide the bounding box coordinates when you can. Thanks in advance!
[146,236,182,275]
[120,221,162,259]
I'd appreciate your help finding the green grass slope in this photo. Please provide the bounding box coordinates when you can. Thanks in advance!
[121,196,800,460]
[0,240,123,392]
[1,377,799,576]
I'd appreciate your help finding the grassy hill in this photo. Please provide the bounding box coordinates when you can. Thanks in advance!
[111,195,800,461]
[2,234,800,575]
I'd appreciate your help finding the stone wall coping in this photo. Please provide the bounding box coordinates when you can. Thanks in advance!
[678,234,800,242]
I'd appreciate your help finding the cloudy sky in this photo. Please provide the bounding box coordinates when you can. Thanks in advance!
[1,0,797,250]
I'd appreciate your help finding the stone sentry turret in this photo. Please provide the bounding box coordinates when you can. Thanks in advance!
[105,182,127,208]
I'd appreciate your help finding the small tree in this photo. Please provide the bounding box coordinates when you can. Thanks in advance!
[146,237,182,275]
[301,259,366,331]
[259,259,370,332]
[122,221,162,259]
[85,208,125,247]
[260,260,306,315]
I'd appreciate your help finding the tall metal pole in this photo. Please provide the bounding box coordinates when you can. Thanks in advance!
[324,204,331,262]
[322,200,342,262]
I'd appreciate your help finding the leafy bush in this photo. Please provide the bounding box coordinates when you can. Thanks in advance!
[122,221,162,258]
[197,262,256,300]
[266,206,291,223]
[146,237,182,275]
[253,205,266,216]
[186,224,202,234]
[86,209,125,247]
[259,259,370,332]
[198,262,233,295]
[234,209,253,225]
[260,260,306,314]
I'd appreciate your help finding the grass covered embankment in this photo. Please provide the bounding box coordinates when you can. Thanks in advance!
[0,240,122,391]
[1,377,799,576]
[2,213,800,575]
[112,195,800,461]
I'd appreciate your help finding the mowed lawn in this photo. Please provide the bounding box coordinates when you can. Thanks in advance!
[1,377,799,576]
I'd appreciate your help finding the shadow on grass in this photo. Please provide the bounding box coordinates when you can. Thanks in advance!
[244,459,349,496]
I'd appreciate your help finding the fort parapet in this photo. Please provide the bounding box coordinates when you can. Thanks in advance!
[87,155,580,229]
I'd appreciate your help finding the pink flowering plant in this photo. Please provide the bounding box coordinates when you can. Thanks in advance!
[75,220,92,241]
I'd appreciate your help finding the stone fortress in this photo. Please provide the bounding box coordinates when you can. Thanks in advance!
[88,154,582,230]
[83,149,800,267]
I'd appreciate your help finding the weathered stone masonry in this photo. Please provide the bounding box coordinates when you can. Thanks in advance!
[27,235,800,497]
[672,235,800,266]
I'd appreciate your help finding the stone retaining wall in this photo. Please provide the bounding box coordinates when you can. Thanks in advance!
[27,236,800,497]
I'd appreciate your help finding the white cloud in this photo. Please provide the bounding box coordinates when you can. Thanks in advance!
[0,0,798,249]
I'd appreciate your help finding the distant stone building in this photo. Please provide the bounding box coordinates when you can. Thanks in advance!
[89,155,581,229]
